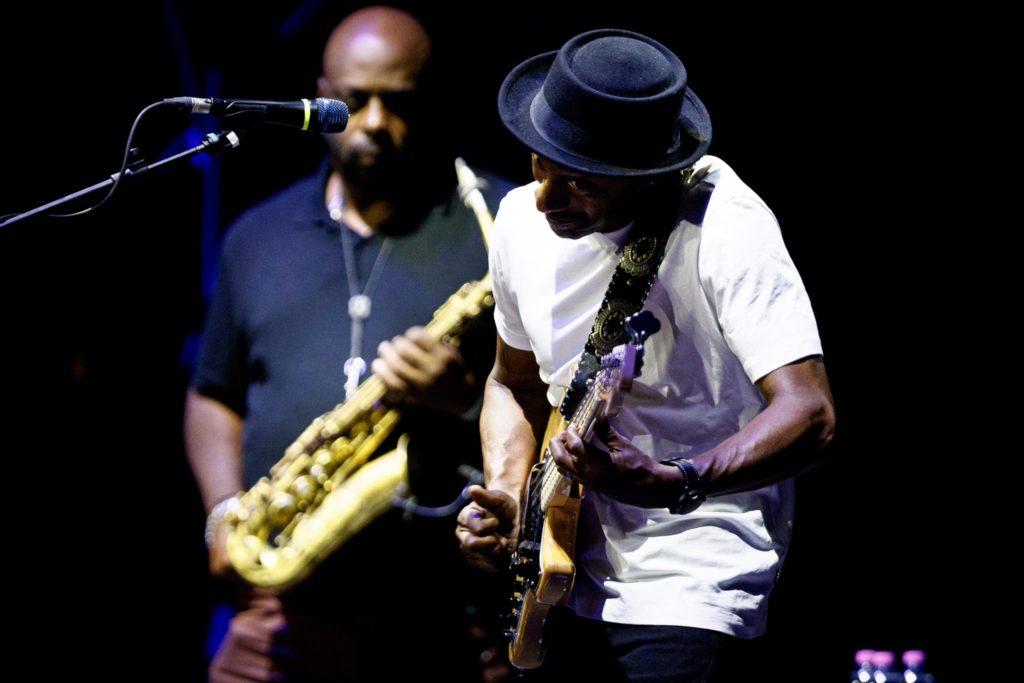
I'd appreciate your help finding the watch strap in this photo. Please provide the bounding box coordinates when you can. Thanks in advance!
[664,458,705,515]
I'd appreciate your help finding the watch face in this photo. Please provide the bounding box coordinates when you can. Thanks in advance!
[667,459,705,515]
[673,490,705,515]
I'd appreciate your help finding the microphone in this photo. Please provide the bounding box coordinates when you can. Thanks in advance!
[164,97,349,133]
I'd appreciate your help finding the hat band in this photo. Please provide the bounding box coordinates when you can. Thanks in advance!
[529,91,682,170]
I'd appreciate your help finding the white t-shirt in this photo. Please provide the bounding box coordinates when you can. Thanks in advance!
[489,155,823,637]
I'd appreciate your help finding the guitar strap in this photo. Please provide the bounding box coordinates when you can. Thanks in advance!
[560,167,713,420]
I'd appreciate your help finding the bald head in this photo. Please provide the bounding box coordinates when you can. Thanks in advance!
[322,6,431,86]
[318,6,436,194]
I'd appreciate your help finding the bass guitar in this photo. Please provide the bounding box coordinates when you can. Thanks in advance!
[505,310,660,668]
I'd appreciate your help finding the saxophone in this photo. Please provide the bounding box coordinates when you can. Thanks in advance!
[224,159,494,590]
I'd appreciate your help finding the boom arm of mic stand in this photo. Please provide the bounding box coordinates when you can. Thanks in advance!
[0,130,241,229]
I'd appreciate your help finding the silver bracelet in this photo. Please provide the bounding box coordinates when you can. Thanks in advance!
[204,495,241,548]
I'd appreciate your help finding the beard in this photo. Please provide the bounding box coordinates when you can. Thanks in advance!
[332,131,406,192]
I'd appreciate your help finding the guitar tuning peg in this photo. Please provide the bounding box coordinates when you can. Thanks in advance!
[624,310,661,343]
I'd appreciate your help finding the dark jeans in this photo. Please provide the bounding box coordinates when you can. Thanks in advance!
[528,608,745,683]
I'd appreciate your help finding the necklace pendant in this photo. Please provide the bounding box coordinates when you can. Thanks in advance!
[343,356,367,400]
[348,294,372,320]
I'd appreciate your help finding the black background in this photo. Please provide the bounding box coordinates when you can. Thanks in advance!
[1,3,949,681]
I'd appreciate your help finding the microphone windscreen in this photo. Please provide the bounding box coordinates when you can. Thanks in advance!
[316,98,349,133]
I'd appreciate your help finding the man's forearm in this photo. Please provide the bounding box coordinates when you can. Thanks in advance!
[692,358,836,495]
[479,373,549,499]
[184,388,245,512]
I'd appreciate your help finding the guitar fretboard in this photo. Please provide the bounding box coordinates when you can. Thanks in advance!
[536,361,618,513]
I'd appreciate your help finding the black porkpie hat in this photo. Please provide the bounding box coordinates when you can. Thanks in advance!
[498,29,712,177]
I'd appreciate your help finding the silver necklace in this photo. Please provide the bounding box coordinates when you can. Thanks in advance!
[330,194,393,399]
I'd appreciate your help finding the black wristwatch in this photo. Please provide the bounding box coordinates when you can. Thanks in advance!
[664,458,705,515]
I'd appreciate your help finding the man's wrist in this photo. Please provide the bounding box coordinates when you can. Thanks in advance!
[204,495,241,548]
[662,458,705,515]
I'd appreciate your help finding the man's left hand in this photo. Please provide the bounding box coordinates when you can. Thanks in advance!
[372,326,476,415]
[548,421,681,508]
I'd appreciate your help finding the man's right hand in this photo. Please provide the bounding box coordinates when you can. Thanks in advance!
[455,485,520,572]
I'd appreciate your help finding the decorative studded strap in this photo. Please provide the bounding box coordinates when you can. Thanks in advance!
[560,170,711,419]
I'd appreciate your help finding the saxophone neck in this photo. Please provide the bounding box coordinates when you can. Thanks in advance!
[455,157,494,249]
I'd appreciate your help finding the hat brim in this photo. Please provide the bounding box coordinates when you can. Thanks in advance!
[498,51,712,178]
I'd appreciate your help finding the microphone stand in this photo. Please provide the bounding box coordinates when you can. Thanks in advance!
[0,130,241,229]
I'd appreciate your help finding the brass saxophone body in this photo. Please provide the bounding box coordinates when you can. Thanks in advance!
[224,160,494,590]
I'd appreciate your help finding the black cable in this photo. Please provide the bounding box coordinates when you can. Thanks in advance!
[50,101,165,218]
[393,465,484,519]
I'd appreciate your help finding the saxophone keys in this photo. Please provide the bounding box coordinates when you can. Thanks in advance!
[268,493,297,527]
[291,475,318,504]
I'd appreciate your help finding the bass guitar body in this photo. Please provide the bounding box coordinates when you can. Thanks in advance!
[507,410,580,669]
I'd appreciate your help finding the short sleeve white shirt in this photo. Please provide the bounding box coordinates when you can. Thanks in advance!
[489,156,823,636]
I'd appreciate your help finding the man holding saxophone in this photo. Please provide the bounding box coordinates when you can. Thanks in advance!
[185,7,506,682]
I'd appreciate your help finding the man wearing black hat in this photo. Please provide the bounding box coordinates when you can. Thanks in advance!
[456,29,836,680]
